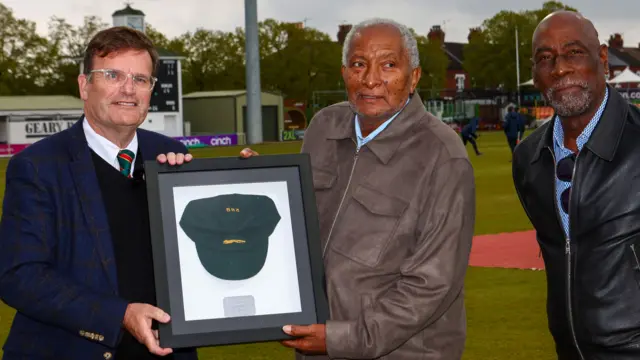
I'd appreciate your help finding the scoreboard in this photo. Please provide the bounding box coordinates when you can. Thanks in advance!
[149,59,179,113]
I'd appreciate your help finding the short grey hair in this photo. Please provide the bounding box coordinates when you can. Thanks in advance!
[341,18,420,69]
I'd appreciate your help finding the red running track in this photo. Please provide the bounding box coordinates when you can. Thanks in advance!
[469,230,545,270]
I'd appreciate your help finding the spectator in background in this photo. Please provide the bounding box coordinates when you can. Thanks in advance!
[503,106,525,156]
[516,107,528,142]
[461,116,482,155]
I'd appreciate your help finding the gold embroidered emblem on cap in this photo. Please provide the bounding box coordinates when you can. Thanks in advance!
[223,239,246,244]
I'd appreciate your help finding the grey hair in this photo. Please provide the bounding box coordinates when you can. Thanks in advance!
[341,18,420,69]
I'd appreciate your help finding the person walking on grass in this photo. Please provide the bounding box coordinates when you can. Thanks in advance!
[461,116,482,155]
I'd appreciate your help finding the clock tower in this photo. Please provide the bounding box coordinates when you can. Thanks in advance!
[112,2,145,32]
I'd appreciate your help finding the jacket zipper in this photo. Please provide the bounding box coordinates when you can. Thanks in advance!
[322,141,360,257]
[549,146,584,360]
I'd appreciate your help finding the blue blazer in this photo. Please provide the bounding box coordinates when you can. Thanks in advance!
[0,118,198,360]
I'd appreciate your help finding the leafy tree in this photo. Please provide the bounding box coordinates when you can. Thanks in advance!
[0,3,53,95]
[259,20,341,101]
[144,23,170,49]
[463,1,578,91]
[176,28,245,93]
[0,2,585,101]
[46,15,108,96]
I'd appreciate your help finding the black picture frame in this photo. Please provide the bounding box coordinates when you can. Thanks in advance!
[144,154,329,349]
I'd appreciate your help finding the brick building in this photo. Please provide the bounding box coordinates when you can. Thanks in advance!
[607,33,640,88]
[426,25,471,94]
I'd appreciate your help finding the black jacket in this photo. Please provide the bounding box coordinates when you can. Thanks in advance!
[504,112,525,139]
[512,86,640,360]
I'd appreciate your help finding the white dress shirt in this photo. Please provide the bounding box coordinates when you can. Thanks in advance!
[82,116,138,174]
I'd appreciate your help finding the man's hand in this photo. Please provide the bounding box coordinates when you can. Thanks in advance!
[122,303,173,356]
[280,324,327,355]
[156,152,193,166]
[239,148,259,158]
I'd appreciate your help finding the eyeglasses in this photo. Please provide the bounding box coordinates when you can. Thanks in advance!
[556,154,576,213]
[532,49,590,72]
[88,68,157,91]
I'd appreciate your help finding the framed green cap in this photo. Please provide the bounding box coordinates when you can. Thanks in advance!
[179,193,281,280]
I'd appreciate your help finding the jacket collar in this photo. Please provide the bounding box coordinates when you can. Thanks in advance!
[67,115,154,162]
[326,92,425,164]
[532,84,628,163]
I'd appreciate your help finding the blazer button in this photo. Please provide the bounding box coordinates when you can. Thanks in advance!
[98,335,104,341]
[103,352,112,359]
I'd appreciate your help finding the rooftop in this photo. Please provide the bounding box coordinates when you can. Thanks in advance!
[0,95,84,111]
[112,4,145,17]
[183,90,248,99]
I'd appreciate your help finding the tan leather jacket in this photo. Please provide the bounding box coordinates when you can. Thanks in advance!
[297,93,475,359]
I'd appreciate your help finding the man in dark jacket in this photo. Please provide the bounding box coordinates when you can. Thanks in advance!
[239,18,474,360]
[461,116,482,155]
[503,106,524,154]
[0,27,196,360]
[512,10,640,360]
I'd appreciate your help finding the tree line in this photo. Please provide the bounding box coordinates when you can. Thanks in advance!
[0,1,575,102]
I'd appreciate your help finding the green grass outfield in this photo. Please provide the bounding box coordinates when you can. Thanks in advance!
[0,131,556,359]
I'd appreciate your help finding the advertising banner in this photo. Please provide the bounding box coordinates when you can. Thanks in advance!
[282,130,305,141]
[0,143,29,157]
[174,134,238,148]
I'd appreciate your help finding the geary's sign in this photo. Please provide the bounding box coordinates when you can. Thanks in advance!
[25,119,75,138]
[6,115,80,144]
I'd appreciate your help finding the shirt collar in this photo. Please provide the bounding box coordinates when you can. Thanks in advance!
[354,97,410,149]
[83,116,138,171]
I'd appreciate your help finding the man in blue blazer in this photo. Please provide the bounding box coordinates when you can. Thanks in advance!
[0,27,196,359]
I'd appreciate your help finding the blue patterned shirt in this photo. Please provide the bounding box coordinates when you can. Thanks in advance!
[553,87,609,237]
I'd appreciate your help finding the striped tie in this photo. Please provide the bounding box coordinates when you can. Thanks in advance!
[117,149,135,178]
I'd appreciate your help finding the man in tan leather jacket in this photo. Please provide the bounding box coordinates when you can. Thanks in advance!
[241,17,475,359]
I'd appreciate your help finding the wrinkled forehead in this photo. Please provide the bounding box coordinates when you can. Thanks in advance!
[349,24,406,57]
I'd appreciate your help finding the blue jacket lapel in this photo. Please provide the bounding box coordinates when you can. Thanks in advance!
[136,128,160,164]
[66,118,119,292]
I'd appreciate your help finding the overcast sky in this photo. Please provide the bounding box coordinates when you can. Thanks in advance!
[3,0,640,47]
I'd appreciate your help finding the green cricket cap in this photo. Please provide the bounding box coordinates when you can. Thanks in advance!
[179,193,281,280]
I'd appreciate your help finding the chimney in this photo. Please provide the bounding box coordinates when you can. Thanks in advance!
[337,24,352,45]
[608,33,624,49]
[284,22,305,42]
[468,27,482,42]
[427,25,445,43]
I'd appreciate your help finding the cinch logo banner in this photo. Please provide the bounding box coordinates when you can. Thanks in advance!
[174,135,239,148]
[620,89,640,101]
